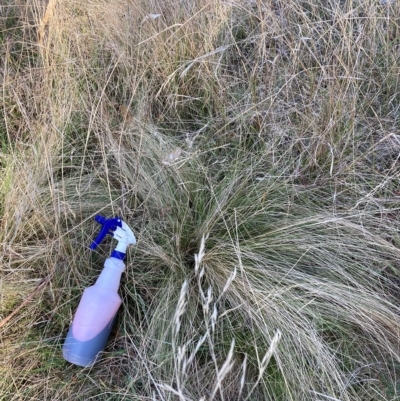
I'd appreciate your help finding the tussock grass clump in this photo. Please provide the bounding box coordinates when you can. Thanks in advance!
[1,0,399,400]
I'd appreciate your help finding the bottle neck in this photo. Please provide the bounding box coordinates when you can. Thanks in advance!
[95,257,126,292]
[111,250,126,260]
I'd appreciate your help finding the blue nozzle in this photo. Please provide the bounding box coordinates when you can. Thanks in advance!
[89,215,123,250]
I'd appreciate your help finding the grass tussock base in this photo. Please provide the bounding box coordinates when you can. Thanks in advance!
[1,0,399,400]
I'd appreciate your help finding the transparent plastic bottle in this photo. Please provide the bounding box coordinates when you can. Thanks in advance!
[62,216,136,367]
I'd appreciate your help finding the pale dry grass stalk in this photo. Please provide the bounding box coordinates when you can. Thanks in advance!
[37,0,57,46]
[244,330,282,401]
[211,337,236,400]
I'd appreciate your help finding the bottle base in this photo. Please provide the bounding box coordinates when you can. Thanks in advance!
[62,317,116,367]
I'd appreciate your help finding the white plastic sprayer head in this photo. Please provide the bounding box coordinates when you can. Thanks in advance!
[113,220,136,255]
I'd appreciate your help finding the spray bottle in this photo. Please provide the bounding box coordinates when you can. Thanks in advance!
[62,215,136,367]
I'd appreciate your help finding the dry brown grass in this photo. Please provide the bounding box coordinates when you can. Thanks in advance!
[1,0,399,400]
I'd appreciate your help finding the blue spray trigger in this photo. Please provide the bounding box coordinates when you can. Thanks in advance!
[89,215,123,250]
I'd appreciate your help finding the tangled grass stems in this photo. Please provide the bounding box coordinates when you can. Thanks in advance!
[1,0,399,400]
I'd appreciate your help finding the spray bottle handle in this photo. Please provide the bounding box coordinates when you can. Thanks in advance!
[89,215,123,250]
